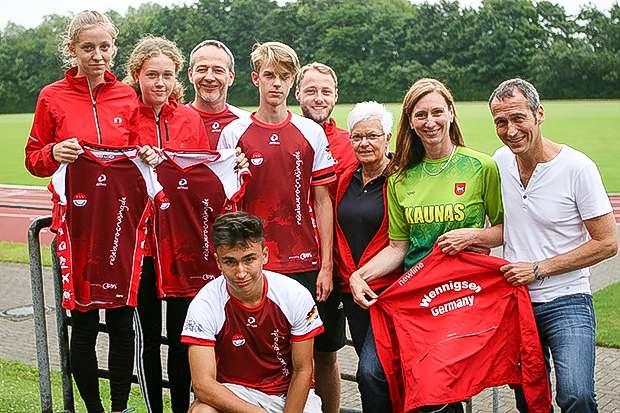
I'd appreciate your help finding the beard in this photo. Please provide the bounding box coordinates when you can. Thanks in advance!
[301,104,332,125]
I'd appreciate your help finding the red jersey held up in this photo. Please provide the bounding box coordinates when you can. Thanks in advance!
[370,246,551,413]
[218,111,336,273]
[49,143,165,311]
[153,149,251,297]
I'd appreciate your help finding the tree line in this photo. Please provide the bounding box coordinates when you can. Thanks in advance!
[1,0,619,114]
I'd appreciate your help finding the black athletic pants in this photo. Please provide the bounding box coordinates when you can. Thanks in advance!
[136,257,193,413]
[70,306,135,413]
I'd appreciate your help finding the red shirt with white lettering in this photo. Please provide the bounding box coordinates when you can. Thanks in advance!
[49,143,164,311]
[181,271,324,394]
[218,111,336,273]
[153,149,251,297]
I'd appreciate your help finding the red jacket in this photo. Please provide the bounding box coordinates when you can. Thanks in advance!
[25,68,139,177]
[323,118,356,198]
[370,246,551,413]
[136,96,209,150]
[334,162,402,292]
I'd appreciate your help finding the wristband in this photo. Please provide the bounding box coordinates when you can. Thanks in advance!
[533,261,543,281]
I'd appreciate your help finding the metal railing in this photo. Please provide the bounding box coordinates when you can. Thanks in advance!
[28,214,499,413]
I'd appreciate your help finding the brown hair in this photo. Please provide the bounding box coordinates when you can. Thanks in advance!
[389,78,465,178]
[61,11,118,69]
[250,42,300,78]
[297,62,338,88]
[123,36,186,102]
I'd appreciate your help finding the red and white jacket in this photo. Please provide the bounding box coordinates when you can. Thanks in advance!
[323,118,356,198]
[370,246,551,413]
[333,162,401,292]
[136,96,209,150]
[26,68,138,178]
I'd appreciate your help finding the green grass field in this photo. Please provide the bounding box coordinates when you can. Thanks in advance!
[2,100,619,191]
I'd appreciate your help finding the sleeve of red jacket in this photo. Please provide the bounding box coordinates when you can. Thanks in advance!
[25,93,61,177]
[518,287,552,413]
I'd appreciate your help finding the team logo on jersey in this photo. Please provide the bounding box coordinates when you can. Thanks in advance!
[178,178,188,190]
[455,183,466,195]
[211,121,221,133]
[299,252,313,261]
[113,117,123,124]
[251,152,264,166]
[73,193,88,207]
[306,305,319,322]
[159,196,171,210]
[96,174,107,187]
[102,283,118,290]
[269,134,280,145]
[246,316,257,328]
[232,334,246,347]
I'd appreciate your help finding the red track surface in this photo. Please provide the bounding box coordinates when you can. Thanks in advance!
[1,185,619,248]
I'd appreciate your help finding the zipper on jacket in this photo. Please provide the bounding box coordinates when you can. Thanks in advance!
[87,78,103,144]
[164,119,169,142]
[152,108,162,147]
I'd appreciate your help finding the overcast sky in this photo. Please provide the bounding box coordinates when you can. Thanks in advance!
[1,0,616,31]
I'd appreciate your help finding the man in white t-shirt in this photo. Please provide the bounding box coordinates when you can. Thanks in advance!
[182,212,324,413]
[489,78,618,412]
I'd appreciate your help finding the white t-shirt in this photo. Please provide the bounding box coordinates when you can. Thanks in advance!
[493,145,612,303]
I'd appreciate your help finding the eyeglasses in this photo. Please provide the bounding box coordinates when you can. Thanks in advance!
[350,133,384,144]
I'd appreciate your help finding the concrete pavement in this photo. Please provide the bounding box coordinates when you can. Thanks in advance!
[1,241,619,412]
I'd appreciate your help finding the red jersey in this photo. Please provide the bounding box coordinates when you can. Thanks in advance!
[136,97,209,150]
[218,111,336,273]
[153,149,251,297]
[187,102,249,149]
[49,143,165,311]
[370,246,550,413]
[181,271,324,395]
[334,163,401,292]
[323,117,356,198]
[26,68,138,178]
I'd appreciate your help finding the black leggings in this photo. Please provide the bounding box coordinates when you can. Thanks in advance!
[135,257,193,413]
[70,306,135,413]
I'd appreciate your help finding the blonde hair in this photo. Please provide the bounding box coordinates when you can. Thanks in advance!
[61,11,118,69]
[250,42,300,78]
[297,62,338,88]
[123,36,186,102]
[389,78,465,178]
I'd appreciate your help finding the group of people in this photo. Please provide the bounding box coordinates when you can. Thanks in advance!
[24,9,618,413]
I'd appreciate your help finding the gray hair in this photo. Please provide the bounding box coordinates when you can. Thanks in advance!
[489,78,541,117]
[347,101,393,136]
[189,40,235,72]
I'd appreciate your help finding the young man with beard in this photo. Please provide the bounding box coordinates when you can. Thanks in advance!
[182,212,324,413]
[490,79,618,412]
[218,42,343,413]
[296,62,356,191]
[187,40,249,148]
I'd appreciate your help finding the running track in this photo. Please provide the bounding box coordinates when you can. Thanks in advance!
[1,185,620,247]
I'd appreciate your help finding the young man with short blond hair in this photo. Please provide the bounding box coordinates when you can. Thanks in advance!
[219,42,343,413]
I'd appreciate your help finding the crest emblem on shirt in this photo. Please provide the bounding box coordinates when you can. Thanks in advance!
[251,152,264,166]
[113,117,123,124]
[269,134,280,145]
[211,121,221,133]
[455,183,466,196]
[306,305,319,322]
[96,174,107,187]
[246,316,257,328]
[73,193,88,207]
[159,196,171,210]
[232,333,246,347]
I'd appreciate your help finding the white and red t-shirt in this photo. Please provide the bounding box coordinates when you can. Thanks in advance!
[153,149,251,298]
[370,246,551,413]
[49,143,165,311]
[181,270,324,395]
[187,102,249,149]
[218,111,336,273]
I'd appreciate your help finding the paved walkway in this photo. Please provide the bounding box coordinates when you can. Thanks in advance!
[1,232,619,412]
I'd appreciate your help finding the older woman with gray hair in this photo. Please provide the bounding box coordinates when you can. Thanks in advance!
[333,101,401,411]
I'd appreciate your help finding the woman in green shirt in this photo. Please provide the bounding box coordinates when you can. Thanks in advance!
[349,78,503,413]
